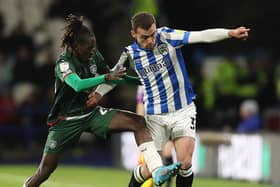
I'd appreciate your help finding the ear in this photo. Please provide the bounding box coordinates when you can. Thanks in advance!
[131,30,136,39]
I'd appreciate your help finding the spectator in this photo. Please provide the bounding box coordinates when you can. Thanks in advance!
[237,99,261,133]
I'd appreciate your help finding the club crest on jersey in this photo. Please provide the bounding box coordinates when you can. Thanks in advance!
[157,44,168,56]
[89,64,97,75]
[59,62,70,72]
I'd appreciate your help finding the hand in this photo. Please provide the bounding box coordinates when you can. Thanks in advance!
[86,92,102,107]
[105,65,127,81]
[229,26,250,40]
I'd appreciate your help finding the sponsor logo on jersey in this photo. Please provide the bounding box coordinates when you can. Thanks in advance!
[138,57,171,79]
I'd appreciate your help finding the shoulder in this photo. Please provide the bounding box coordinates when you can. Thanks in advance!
[122,45,135,55]
[158,26,171,31]
[55,52,75,74]
[56,51,73,65]
[157,26,176,41]
[157,26,175,34]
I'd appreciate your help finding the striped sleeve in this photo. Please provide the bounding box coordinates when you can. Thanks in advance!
[159,26,190,47]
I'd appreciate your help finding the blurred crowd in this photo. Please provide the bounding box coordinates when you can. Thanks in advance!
[0,0,279,150]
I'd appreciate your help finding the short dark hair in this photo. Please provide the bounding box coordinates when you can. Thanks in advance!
[61,14,96,49]
[131,12,156,31]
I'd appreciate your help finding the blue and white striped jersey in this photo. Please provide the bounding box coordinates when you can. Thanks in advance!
[117,27,196,115]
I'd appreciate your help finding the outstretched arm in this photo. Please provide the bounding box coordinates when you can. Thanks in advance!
[65,73,107,92]
[65,66,126,92]
[188,26,250,44]
[110,75,141,85]
[86,75,141,107]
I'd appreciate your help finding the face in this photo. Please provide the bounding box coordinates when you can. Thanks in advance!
[73,36,95,62]
[131,23,156,50]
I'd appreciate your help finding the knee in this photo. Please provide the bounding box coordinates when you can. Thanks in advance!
[179,157,192,170]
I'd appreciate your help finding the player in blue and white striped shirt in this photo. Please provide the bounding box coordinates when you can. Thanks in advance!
[94,12,249,187]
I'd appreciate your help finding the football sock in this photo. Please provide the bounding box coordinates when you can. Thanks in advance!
[176,167,194,187]
[128,166,145,187]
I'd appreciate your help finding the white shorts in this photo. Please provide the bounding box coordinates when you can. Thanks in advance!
[145,102,197,151]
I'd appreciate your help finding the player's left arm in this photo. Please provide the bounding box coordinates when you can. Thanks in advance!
[110,75,141,85]
[188,26,250,43]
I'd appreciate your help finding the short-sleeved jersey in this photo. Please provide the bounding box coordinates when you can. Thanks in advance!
[117,27,196,115]
[47,50,109,125]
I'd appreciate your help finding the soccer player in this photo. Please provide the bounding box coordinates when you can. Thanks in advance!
[92,12,250,187]
[22,14,181,187]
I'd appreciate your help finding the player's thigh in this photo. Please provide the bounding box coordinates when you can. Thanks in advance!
[146,115,169,151]
[162,140,174,158]
[44,120,83,154]
[107,109,146,131]
[171,103,197,141]
[171,103,197,163]
[86,106,117,138]
[85,106,144,137]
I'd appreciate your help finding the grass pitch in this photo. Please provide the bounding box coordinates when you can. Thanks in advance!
[0,165,274,187]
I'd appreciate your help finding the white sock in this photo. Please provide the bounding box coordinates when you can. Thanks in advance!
[133,165,145,183]
[178,166,193,177]
[139,141,162,173]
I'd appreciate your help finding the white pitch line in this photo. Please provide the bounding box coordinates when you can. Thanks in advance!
[0,173,94,187]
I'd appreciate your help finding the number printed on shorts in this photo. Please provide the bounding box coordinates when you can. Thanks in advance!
[99,107,109,115]
[190,117,196,130]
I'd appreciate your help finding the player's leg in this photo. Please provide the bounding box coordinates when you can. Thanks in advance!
[136,153,153,187]
[23,119,83,187]
[162,141,175,187]
[171,102,197,187]
[108,110,181,186]
[23,153,60,187]
[173,137,195,187]
[89,106,181,186]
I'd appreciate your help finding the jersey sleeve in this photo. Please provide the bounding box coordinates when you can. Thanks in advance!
[55,59,76,82]
[113,49,131,71]
[160,26,190,47]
